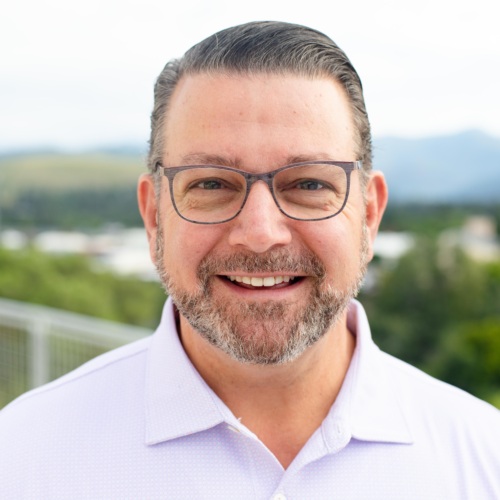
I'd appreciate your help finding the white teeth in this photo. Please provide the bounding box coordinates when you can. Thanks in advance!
[263,277,275,287]
[228,275,296,287]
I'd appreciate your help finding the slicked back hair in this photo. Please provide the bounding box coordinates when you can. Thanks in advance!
[148,21,372,186]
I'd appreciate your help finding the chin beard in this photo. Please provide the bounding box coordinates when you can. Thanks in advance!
[154,224,369,365]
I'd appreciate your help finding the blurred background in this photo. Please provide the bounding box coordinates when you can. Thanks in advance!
[1,0,499,408]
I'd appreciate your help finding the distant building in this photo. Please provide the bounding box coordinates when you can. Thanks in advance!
[439,216,500,263]
[0,227,157,281]
[0,229,28,250]
[363,231,416,292]
[373,232,415,261]
[33,231,90,254]
[92,228,157,280]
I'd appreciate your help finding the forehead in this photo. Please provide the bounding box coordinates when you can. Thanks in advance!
[163,72,357,165]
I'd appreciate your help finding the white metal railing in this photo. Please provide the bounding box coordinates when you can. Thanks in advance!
[0,297,152,408]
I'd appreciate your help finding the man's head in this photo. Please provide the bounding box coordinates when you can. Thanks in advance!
[138,22,388,365]
[147,21,372,188]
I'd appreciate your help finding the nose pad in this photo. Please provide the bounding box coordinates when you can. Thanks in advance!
[227,181,292,253]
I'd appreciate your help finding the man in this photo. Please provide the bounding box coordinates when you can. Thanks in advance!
[1,21,499,499]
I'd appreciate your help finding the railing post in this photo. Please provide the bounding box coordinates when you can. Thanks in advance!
[29,316,50,389]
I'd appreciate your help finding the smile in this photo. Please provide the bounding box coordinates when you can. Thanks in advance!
[226,275,298,287]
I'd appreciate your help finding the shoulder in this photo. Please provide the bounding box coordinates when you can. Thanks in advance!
[380,351,500,492]
[382,351,500,417]
[0,335,151,426]
[0,336,154,497]
[381,350,500,443]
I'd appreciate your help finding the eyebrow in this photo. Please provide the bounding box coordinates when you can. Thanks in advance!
[180,152,341,168]
[180,153,239,167]
[285,153,340,164]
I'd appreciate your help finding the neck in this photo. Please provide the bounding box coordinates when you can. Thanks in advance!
[179,313,355,469]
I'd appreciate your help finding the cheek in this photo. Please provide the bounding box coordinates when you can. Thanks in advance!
[302,216,363,277]
[162,217,222,283]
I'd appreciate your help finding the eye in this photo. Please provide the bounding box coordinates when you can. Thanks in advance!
[192,178,226,190]
[295,180,327,191]
[198,180,222,190]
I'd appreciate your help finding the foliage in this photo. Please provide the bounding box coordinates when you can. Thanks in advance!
[0,230,499,409]
[3,154,497,408]
[429,318,500,404]
[0,248,165,329]
[0,153,145,229]
[381,203,500,237]
[360,240,500,408]
[1,188,142,229]
[0,153,144,195]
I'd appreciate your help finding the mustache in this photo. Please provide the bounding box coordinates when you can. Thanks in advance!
[196,248,327,281]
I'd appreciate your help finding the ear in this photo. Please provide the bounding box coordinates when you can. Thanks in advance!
[364,171,388,261]
[137,173,159,264]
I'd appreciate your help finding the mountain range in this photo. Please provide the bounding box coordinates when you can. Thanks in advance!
[373,130,500,203]
[1,130,499,204]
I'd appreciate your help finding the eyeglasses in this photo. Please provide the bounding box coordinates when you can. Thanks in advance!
[154,160,362,224]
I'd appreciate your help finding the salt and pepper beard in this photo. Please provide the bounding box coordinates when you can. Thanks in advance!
[155,222,370,365]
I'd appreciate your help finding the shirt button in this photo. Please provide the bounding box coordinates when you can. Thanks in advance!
[272,494,287,500]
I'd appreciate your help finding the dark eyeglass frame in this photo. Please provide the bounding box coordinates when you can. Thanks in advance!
[154,160,362,224]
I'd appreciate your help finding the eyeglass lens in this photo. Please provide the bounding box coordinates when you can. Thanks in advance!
[171,163,349,223]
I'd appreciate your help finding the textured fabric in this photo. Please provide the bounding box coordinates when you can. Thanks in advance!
[1,298,499,499]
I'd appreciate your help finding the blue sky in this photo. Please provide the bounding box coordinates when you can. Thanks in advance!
[1,0,499,151]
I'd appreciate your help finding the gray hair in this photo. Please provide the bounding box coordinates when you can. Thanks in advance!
[148,21,372,185]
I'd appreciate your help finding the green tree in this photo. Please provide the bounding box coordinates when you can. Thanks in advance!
[428,318,500,404]
[0,248,165,328]
[360,238,500,407]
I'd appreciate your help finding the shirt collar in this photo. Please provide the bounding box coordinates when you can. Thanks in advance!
[145,298,413,446]
[323,300,413,446]
[144,298,229,445]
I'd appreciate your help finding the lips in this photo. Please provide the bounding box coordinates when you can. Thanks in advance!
[226,275,299,287]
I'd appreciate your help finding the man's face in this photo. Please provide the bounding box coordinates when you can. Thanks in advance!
[144,73,376,364]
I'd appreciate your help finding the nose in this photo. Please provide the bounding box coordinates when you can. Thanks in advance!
[227,181,293,253]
